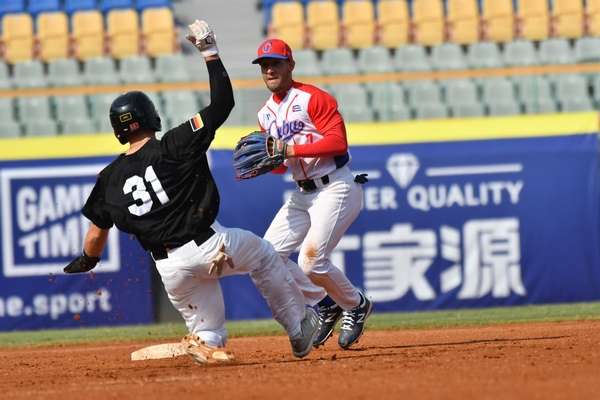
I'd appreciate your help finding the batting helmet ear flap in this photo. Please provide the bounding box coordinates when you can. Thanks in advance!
[109,91,162,144]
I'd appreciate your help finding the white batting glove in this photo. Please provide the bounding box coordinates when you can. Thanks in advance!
[186,20,219,58]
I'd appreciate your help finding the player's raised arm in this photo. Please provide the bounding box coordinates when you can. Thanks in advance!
[186,20,234,132]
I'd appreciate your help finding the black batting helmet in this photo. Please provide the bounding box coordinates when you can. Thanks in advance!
[109,91,162,144]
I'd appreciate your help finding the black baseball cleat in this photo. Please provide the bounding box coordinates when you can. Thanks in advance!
[312,302,343,348]
[338,293,373,349]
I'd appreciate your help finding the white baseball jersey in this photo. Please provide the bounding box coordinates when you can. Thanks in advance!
[258,81,350,181]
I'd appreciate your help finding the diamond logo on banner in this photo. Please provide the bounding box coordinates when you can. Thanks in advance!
[387,153,419,188]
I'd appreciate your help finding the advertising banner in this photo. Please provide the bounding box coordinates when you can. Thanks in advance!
[0,156,153,331]
[212,133,600,318]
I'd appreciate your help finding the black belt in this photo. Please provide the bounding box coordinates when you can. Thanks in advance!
[150,228,216,261]
[296,175,330,192]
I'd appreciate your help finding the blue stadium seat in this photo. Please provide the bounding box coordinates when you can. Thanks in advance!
[64,0,98,15]
[99,0,133,13]
[28,0,61,17]
[0,0,25,18]
[136,0,171,11]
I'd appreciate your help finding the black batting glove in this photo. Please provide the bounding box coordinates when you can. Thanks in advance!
[63,251,100,274]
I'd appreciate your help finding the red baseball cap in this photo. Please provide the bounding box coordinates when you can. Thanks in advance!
[252,39,294,64]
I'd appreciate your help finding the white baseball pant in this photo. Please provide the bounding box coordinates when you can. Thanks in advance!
[154,221,305,347]
[264,166,363,310]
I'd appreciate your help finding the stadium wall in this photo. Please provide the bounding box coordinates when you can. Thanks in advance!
[1,113,599,329]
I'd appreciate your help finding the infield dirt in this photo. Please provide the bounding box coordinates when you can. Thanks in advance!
[1,320,599,399]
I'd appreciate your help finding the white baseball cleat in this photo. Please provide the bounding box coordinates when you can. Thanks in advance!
[181,334,235,365]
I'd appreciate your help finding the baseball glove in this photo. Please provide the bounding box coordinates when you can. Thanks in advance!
[233,131,287,180]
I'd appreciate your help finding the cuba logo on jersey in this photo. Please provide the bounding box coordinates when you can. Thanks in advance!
[276,119,305,141]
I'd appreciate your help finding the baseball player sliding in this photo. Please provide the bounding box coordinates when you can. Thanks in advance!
[233,39,372,349]
[62,21,319,364]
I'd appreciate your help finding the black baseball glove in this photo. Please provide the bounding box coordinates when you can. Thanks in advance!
[64,252,100,274]
[233,131,287,180]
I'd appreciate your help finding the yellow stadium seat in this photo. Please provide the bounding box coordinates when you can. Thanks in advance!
[107,9,139,59]
[377,0,409,48]
[72,10,104,60]
[447,0,480,44]
[412,0,445,46]
[269,1,305,50]
[518,0,549,40]
[1,13,34,63]
[586,0,600,36]
[142,7,176,56]
[306,0,340,50]
[343,0,376,48]
[552,0,583,38]
[37,12,69,62]
[481,0,515,42]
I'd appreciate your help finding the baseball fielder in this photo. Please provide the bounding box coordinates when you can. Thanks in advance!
[249,39,372,349]
[62,22,319,364]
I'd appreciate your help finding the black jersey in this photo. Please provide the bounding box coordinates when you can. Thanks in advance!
[82,59,234,251]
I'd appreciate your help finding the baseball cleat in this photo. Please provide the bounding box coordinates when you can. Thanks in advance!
[181,334,235,365]
[312,302,343,348]
[338,293,373,349]
[290,306,320,358]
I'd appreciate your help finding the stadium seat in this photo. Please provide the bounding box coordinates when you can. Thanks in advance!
[119,55,155,83]
[503,40,538,66]
[481,0,515,42]
[407,81,443,107]
[307,0,340,49]
[451,102,485,117]
[518,0,549,41]
[55,95,90,122]
[342,0,376,48]
[94,115,114,132]
[552,0,583,39]
[238,88,270,125]
[23,120,59,136]
[321,48,358,75]
[575,37,600,62]
[136,0,171,11]
[142,7,176,56]
[587,0,600,37]
[329,84,374,122]
[28,0,60,17]
[447,0,480,44]
[48,59,83,86]
[99,0,133,13]
[0,62,12,88]
[72,10,105,60]
[0,1,25,19]
[0,98,16,121]
[1,13,34,63]
[61,118,97,135]
[414,103,449,119]
[84,57,120,84]
[431,43,467,70]
[90,93,120,125]
[155,54,191,82]
[467,42,503,68]
[357,46,393,73]
[513,76,557,114]
[37,12,70,61]
[376,0,409,48]
[13,61,46,88]
[107,8,140,59]
[481,78,520,115]
[162,91,200,124]
[554,74,592,111]
[292,49,322,76]
[538,38,574,64]
[442,79,478,104]
[64,0,97,15]
[0,121,21,138]
[17,97,52,122]
[269,1,305,50]
[368,83,409,121]
[394,44,431,71]
[412,0,445,45]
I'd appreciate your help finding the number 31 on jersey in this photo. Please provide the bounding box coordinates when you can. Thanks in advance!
[123,165,170,216]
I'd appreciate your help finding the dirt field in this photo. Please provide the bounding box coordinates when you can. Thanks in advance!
[1,320,599,399]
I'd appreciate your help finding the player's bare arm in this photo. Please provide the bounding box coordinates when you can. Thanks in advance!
[63,223,109,274]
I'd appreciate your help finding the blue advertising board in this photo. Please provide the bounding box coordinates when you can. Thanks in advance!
[0,156,153,331]
[213,133,600,318]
